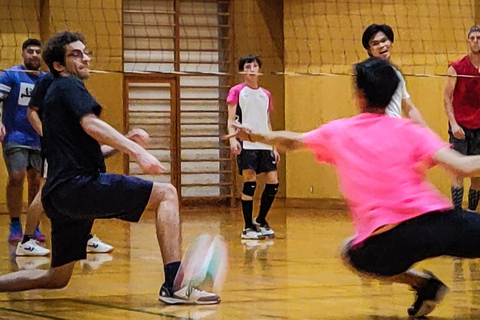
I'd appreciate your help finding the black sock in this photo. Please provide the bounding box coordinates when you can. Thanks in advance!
[10,217,20,224]
[164,261,181,290]
[451,186,464,209]
[22,234,34,244]
[242,199,254,229]
[88,233,93,240]
[257,183,279,225]
[468,189,480,211]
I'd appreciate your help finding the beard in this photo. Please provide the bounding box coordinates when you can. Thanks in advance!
[24,60,41,71]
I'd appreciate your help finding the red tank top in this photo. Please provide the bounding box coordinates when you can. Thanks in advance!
[451,55,480,129]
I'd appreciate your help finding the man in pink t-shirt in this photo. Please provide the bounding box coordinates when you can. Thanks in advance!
[229,58,480,318]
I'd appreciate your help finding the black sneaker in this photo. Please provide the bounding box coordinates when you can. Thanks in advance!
[253,218,275,237]
[407,271,449,317]
[241,226,265,240]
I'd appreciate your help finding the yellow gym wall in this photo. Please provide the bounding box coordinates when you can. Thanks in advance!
[283,0,474,201]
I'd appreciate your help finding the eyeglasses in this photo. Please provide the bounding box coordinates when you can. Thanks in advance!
[26,48,41,55]
[66,49,92,60]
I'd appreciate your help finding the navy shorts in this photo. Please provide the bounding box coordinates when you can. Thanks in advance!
[237,149,277,175]
[42,173,153,268]
[449,126,480,156]
[344,209,480,277]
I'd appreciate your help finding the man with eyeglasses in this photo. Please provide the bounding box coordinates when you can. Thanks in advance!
[0,31,220,305]
[0,39,46,243]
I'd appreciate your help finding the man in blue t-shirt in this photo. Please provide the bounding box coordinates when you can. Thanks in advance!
[0,39,46,242]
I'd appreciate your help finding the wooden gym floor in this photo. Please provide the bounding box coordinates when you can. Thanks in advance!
[0,206,478,319]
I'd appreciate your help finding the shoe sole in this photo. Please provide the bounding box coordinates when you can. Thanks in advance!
[241,235,265,240]
[15,251,50,257]
[412,285,450,318]
[87,248,114,254]
[261,233,275,238]
[158,295,221,305]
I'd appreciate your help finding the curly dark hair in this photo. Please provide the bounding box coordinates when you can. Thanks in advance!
[42,31,86,77]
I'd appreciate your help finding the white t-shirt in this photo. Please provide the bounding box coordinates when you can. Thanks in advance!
[227,83,273,150]
[385,68,410,118]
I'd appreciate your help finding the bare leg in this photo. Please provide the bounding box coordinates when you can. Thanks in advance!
[27,168,41,206]
[452,175,463,188]
[7,170,26,219]
[145,182,181,265]
[24,183,44,236]
[265,170,279,184]
[0,261,75,292]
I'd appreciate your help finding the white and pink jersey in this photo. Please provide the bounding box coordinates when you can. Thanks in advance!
[227,83,273,150]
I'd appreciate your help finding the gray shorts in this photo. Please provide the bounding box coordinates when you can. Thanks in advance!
[2,144,42,174]
[449,126,480,156]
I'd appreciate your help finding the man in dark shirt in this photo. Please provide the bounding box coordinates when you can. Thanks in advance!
[0,31,220,305]
[16,73,114,257]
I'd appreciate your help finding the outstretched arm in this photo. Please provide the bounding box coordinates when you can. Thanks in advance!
[434,147,480,176]
[227,123,306,152]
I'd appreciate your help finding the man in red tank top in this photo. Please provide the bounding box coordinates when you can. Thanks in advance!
[444,25,480,211]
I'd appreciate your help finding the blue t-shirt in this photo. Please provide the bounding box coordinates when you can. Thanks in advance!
[0,65,45,147]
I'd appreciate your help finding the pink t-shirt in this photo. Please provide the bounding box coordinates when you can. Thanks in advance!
[303,113,453,245]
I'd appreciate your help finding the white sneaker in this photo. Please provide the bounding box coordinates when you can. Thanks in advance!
[87,235,114,253]
[159,284,221,305]
[241,227,265,240]
[16,239,50,256]
[253,218,275,237]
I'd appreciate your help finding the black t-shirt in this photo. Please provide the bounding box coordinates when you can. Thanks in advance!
[29,72,54,121]
[29,73,54,156]
[42,76,106,197]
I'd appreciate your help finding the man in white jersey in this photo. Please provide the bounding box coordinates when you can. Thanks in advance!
[362,24,427,126]
[227,55,279,240]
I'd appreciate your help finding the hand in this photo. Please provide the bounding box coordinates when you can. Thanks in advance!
[273,149,280,163]
[451,123,465,140]
[135,150,165,175]
[0,122,5,142]
[126,128,150,148]
[224,122,255,142]
[230,139,242,155]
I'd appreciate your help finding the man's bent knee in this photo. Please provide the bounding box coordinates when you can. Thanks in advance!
[147,183,178,209]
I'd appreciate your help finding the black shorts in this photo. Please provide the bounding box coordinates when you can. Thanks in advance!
[237,149,277,175]
[449,125,480,155]
[344,209,480,277]
[42,173,153,268]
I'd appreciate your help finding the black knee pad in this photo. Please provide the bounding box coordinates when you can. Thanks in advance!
[242,181,257,197]
[264,183,279,197]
